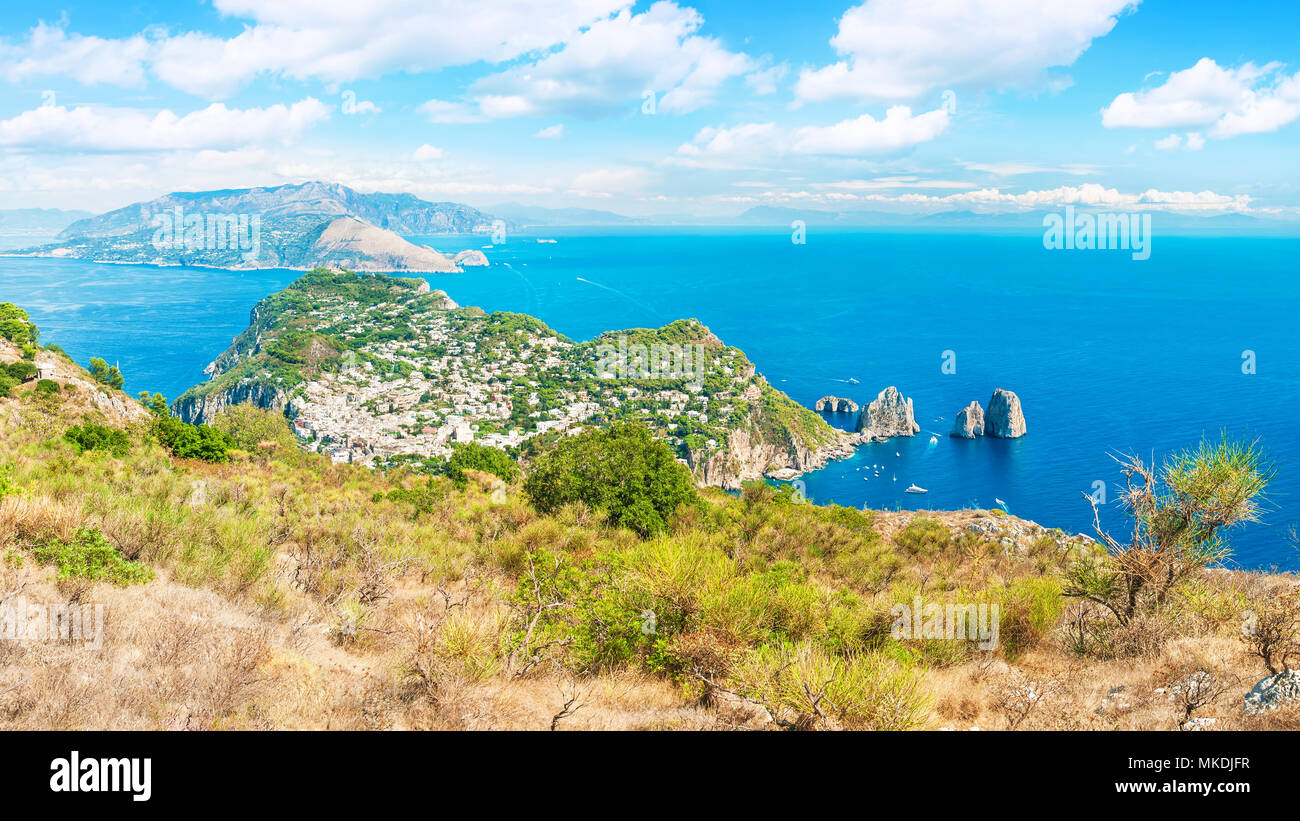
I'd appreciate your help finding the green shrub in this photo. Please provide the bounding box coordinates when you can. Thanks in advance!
[210,403,299,454]
[523,424,698,537]
[0,374,15,398]
[443,441,518,487]
[3,361,36,382]
[33,527,153,586]
[151,415,232,462]
[0,466,19,499]
[0,303,38,348]
[34,379,60,397]
[88,356,124,389]
[894,517,952,556]
[64,423,132,457]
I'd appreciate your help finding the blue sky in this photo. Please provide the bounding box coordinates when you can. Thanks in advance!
[0,0,1297,217]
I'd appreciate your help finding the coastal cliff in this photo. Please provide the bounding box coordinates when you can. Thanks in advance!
[986,388,1027,438]
[173,268,848,488]
[856,386,920,441]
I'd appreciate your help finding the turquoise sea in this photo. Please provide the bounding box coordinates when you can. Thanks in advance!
[2,227,1297,569]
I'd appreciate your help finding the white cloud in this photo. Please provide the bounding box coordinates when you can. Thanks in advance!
[465,1,752,118]
[960,161,1099,176]
[1101,58,1300,138]
[676,106,949,164]
[791,106,950,155]
[729,182,1252,214]
[0,98,330,151]
[418,99,484,125]
[1,2,632,98]
[1185,132,1205,150]
[0,22,151,86]
[412,144,444,161]
[795,0,1137,104]
[569,166,652,197]
[534,124,565,139]
[1154,133,1183,151]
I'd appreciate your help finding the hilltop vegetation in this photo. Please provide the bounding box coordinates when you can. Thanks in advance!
[173,268,844,489]
[1,326,1297,729]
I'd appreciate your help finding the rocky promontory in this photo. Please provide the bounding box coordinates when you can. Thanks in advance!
[855,386,920,441]
[453,250,489,267]
[950,400,985,438]
[815,395,859,413]
[986,389,1027,438]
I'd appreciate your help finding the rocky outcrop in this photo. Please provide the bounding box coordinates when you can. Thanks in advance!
[855,386,919,441]
[693,426,857,490]
[453,249,489,267]
[174,380,291,425]
[313,217,461,273]
[814,395,859,413]
[950,400,984,438]
[985,389,1027,438]
[1244,669,1300,715]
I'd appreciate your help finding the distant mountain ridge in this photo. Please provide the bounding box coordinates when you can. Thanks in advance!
[58,181,496,239]
[9,182,500,272]
[0,208,95,236]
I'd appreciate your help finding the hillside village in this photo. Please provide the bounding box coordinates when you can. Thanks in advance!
[176,269,835,482]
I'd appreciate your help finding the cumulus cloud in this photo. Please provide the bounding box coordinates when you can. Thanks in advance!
[675,106,949,165]
[0,2,631,97]
[412,144,444,161]
[791,106,950,155]
[465,2,753,118]
[729,182,1252,214]
[1101,58,1300,138]
[795,0,1137,104]
[0,98,330,151]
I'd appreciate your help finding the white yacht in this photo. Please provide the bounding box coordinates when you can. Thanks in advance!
[904,484,927,494]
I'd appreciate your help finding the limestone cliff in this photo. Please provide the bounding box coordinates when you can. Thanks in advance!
[855,386,920,441]
[986,389,1027,438]
[692,425,857,491]
[814,395,859,413]
[950,400,985,438]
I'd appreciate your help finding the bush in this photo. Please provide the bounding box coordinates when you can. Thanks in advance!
[64,423,132,457]
[2,361,36,382]
[88,357,124,390]
[523,424,698,537]
[443,442,518,487]
[151,415,232,462]
[0,303,38,348]
[32,527,153,586]
[34,379,60,397]
[210,403,298,454]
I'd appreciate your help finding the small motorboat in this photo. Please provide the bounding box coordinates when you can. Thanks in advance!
[904,484,928,494]
[928,435,938,444]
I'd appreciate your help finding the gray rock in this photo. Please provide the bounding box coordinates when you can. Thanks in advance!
[814,395,859,413]
[950,400,984,438]
[985,388,1027,438]
[1243,669,1300,715]
[855,386,920,441]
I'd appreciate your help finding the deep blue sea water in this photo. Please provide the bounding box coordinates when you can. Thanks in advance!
[2,227,1297,570]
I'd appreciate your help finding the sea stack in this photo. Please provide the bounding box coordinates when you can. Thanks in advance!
[985,389,1027,438]
[855,386,920,441]
[815,395,859,413]
[950,400,985,438]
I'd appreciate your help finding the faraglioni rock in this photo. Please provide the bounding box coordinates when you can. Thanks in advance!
[950,400,985,438]
[985,389,1027,438]
[814,395,859,413]
[855,386,920,441]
